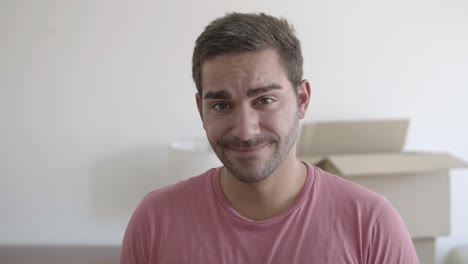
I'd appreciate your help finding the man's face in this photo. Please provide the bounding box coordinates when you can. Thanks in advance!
[196,49,309,183]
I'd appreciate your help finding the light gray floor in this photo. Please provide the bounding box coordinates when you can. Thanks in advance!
[0,245,121,264]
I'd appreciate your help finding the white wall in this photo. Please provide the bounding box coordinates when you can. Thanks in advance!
[1,0,467,263]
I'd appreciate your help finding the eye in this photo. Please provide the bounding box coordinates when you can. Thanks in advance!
[212,102,230,111]
[257,97,276,105]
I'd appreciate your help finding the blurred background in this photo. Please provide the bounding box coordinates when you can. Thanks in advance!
[0,0,467,263]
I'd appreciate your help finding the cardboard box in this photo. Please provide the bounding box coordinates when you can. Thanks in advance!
[413,238,436,264]
[298,119,467,238]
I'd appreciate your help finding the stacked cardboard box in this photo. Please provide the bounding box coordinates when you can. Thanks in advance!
[298,119,467,264]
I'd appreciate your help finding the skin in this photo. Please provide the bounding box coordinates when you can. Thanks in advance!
[196,48,311,220]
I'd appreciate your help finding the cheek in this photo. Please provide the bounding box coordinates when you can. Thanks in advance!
[259,109,295,135]
[203,118,228,140]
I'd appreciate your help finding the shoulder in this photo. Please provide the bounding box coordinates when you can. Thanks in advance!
[307,165,418,263]
[120,168,219,263]
[310,165,386,209]
[142,167,217,212]
[367,198,419,263]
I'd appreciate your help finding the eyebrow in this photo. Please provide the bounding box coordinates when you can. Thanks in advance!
[246,84,283,97]
[203,90,232,100]
[203,83,283,100]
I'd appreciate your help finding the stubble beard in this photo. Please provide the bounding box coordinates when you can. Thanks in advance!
[208,116,299,183]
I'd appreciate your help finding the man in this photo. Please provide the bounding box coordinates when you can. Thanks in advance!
[121,12,419,263]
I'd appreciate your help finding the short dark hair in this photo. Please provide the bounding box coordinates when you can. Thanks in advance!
[192,12,303,95]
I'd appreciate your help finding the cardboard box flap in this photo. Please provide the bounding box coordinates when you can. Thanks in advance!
[319,152,467,177]
[298,119,409,156]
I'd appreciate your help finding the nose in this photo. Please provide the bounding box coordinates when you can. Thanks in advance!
[230,104,260,142]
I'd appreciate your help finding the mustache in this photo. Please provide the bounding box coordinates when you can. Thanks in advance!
[217,135,278,148]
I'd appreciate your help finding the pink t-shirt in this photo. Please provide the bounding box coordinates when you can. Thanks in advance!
[121,163,419,263]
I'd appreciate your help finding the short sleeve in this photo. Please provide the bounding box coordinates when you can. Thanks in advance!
[120,197,152,264]
[366,199,420,264]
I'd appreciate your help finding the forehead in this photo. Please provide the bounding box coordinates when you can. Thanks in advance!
[200,49,289,94]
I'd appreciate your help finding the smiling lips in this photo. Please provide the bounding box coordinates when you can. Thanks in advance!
[228,142,270,154]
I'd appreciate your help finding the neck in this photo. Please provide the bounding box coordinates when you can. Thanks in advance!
[219,152,308,221]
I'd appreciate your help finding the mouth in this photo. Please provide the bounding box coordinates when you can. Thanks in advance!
[228,142,269,154]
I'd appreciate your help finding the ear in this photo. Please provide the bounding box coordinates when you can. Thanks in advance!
[195,93,204,121]
[297,79,311,119]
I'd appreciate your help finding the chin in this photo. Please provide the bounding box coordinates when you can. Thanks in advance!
[233,172,270,183]
[228,162,276,183]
